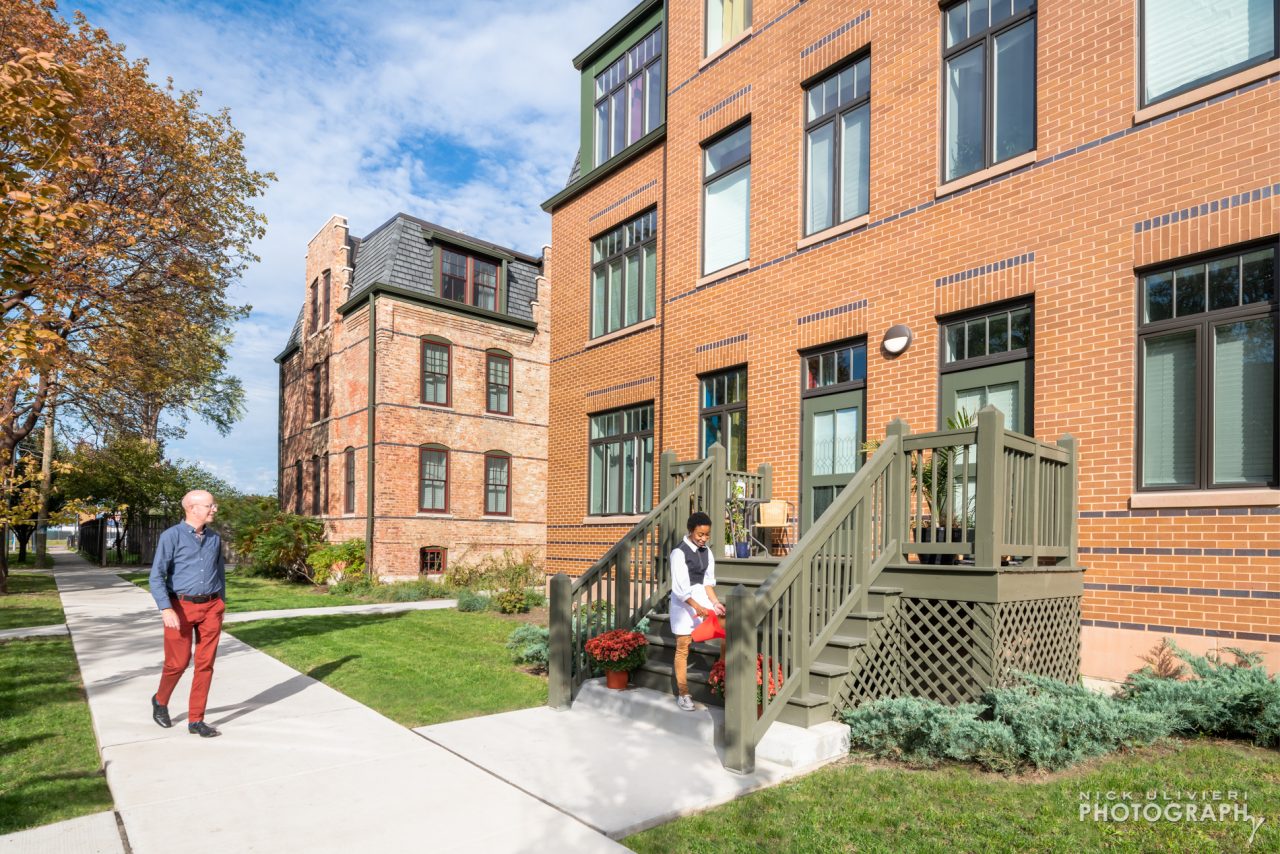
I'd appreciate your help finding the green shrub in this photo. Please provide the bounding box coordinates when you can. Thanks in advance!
[216,496,325,581]
[842,697,1021,773]
[523,588,547,609]
[506,624,549,670]
[457,590,490,612]
[306,538,366,584]
[1121,644,1280,748]
[986,674,1172,770]
[494,588,529,614]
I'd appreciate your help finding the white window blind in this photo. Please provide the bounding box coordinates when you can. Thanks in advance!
[1144,0,1276,103]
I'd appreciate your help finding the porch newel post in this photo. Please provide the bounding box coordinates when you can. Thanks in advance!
[884,419,910,565]
[548,573,572,709]
[974,406,1007,569]
[710,442,727,552]
[659,449,677,500]
[758,461,773,501]
[1058,434,1079,566]
[724,583,756,775]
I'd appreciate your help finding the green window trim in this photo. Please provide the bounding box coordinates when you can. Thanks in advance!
[577,4,665,174]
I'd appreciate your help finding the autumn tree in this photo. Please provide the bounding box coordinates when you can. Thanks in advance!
[0,430,83,591]
[0,0,271,459]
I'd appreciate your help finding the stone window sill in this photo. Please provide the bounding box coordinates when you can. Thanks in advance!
[700,27,753,70]
[416,512,454,518]
[1129,489,1280,509]
[582,514,645,526]
[936,150,1037,198]
[1134,59,1280,125]
[696,260,750,289]
[797,215,869,251]
[584,317,657,350]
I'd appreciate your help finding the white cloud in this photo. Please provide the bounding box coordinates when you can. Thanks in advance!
[76,0,635,493]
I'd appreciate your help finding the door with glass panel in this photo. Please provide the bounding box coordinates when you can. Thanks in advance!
[799,341,868,534]
[801,390,863,532]
[940,303,1033,434]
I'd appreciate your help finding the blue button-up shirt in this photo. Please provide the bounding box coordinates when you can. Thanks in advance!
[149,522,225,611]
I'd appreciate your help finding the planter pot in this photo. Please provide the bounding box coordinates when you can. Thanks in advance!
[916,526,960,566]
[605,669,629,690]
[735,541,751,559]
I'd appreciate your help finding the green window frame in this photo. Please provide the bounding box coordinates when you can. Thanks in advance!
[591,209,657,337]
[804,55,871,235]
[701,367,747,471]
[589,403,654,515]
[594,25,664,167]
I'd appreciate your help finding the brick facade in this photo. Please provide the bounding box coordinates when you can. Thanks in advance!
[546,0,1280,678]
[278,215,548,579]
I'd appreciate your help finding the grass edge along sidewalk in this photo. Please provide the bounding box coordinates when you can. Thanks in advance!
[118,571,452,614]
[0,636,113,836]
[625,739,1278,853]
[223,608,547,728]
[0,573,66,632]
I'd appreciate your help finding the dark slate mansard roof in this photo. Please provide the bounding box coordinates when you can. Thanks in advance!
[277,215,542,360]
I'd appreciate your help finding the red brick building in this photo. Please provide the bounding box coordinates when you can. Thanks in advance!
[543,0,1280,679]
[277,214,548,578]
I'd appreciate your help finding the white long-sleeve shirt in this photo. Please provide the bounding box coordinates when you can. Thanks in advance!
[669,536,716,636]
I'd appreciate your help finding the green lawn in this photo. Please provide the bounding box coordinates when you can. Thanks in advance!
[626,740,1279,853]
[0,574,65,631]
[224,610,546,727]
[0,637,113,834]
[119,571,385,613]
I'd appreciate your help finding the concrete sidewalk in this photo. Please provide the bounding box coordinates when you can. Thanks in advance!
[36,552,625,854]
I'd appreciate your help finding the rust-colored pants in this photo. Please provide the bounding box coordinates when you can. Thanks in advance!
[674,635,724,697]
[156,597,225,723]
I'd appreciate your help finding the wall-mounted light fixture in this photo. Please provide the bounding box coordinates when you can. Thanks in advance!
[881,324,913,356]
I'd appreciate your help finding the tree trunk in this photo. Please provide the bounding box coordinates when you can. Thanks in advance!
[0,525,8,594]
[16,526,32,562]
[35,405,54,565]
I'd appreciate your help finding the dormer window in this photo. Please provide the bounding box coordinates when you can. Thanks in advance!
[440,247,500,312]
[594,25,663,167]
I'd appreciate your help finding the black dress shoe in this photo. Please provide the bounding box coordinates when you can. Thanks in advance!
[151,694,172,728]
[188,721,220,738]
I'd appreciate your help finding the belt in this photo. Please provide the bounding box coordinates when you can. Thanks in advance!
[173,593,221,604]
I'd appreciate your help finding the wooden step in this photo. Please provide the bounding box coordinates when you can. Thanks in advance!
[632,659,722,705]
[817,632,868,667]
[808,660,850,695]
[778,691,834,728]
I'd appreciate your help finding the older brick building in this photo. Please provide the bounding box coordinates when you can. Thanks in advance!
[277,214,548,578]
[544,0,1280,680]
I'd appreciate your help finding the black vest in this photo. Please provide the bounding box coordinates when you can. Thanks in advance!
[677,541,709,585]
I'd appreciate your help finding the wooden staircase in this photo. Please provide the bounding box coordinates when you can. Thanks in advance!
[633,554,904,727]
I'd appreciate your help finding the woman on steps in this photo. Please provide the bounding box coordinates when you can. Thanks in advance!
[669,511,726,711]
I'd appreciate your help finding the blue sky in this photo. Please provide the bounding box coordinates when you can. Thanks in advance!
[66,0,634,493]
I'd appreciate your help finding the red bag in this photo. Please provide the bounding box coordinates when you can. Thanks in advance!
[691,612,726,642]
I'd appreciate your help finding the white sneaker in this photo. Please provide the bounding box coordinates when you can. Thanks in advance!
[676,694,695,711]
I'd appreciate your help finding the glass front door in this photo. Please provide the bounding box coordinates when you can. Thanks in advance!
[800,388,863,533]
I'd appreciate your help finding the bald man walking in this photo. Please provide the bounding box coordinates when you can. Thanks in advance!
[148,490,226,737]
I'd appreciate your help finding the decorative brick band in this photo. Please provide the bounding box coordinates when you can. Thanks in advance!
[1079,545,1280,558]
[699,85,751,123]
[801,9,871,59]
[669,1,807,97]
[665,72,1280,305]
[1080,618,1279,644]
[797,298,867,326]
[1080,507,1280,518]
[935,252,1033,288]
[589,180,659,223]
[695,332,748,353]
[1083,581,1280,599]
[585,376,655,398]
[1134,182,1277,234]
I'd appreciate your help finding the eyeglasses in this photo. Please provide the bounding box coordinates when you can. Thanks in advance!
[192,502,219,511]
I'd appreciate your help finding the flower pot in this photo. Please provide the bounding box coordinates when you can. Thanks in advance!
[605,669,629,690]
[734,541,751,559]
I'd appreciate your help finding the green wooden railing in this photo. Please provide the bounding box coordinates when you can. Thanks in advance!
[549,444,720,707]
[723,406,1078,772]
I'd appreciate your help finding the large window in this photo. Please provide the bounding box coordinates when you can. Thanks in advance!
[805,56,871,235]
[592,209,657,337]
[311,454,322,516]
[595,26,663,167]
[440,248,500,312]
[321,269,331,323]
[702,123,751,275]
[309,278,319,334]
[589,403,654,515]
[486,352,512,415]
[1139,245,1276,489]
[485,452,511,516]
[706,0,751,56]
[942,0,1036,183]
[421,338,451,406]
[419,445,449,513]
[311,365,322,422]
[1143,0,1277,105]
[701,367,747,471]
[293,460,303,514]
[343,447,355,513]
[941,302,1033,434]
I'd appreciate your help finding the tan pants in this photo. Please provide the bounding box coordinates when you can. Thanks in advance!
[674,635,725,697]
